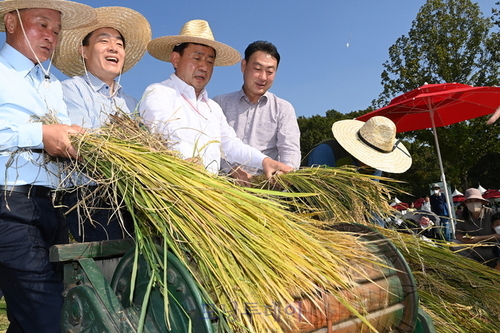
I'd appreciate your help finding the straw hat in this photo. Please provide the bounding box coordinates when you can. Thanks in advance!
[0,0,96,30]
[147,19,240,66]
[464,188,488,204]
[53,7,151,78]
[332,116,412,173]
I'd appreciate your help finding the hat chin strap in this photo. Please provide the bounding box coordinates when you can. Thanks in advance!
[16,9,52,80]
[80,43,121,98]
[356,130,398,154]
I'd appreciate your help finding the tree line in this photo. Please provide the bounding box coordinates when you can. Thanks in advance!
[297,0,500,203]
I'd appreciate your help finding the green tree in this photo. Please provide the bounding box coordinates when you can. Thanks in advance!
[373,0,500,195]
[377,0,496,105]
[298,108,372,161]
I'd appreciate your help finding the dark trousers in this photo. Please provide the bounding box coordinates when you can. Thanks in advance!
[62,186,133,242]
[0,192,67,333]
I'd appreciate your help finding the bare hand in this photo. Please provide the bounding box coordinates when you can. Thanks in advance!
[262,157,293,179]
[42,124,83,159]
[186,156,203,165]
[461,233,499,244]
[229,166,253,187]
[486,106,500,125]
[467,236,480,244]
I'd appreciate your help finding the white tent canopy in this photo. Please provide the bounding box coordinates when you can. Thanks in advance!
[451,189,463,197]
[390,197,402,207]
[478,185,487,194]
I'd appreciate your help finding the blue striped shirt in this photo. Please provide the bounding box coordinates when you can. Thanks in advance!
[62,72,137,129]
[0,43,70,187]
[61,73,137,186]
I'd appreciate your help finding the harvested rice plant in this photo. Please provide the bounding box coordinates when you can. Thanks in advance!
[65,115,400,332]
[5,114,494,332]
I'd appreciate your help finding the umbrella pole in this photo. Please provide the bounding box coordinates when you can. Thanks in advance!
[430,113,455,239]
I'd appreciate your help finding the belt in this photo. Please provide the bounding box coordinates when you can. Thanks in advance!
[0,185,54,199]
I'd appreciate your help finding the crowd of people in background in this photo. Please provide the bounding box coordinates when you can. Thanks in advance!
[395,186,500,270]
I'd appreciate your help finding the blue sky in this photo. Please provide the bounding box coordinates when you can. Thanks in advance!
[1,0,497,117]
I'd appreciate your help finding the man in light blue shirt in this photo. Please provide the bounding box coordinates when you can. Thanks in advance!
[54,7,151,128]
[0,1,96,332]
[59,71,137,129]
[53,6,151,242]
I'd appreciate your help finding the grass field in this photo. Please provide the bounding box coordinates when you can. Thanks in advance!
[0,297,7,331]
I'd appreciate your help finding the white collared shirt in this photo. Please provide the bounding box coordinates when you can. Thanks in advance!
[139,74,267,174]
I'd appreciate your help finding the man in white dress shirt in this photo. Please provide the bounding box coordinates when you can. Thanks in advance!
[140,20,292,178]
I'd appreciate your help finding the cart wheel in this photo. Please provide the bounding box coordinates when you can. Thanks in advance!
[330,223,419,332]
[110,245,214,333]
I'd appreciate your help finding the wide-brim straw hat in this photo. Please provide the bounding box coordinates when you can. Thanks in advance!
[0,0,96,30]
[464,188,488,204]
[147,19,240,66]
[332,116,412,173]
[53,6,151,77]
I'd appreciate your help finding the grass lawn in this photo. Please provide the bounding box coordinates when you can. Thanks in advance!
[0,297,7,331]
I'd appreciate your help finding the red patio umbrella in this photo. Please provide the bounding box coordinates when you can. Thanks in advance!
[483,189,500,199]
[357,83,500,231]
[357,83,500,132]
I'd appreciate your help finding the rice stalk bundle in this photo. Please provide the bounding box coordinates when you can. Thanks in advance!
[251,167,400,224]
[66,115,395,333]
[376,228,500,333]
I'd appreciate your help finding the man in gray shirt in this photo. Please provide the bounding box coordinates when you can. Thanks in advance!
[214,41,300,184]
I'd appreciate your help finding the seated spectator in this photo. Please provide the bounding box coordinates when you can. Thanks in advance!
[402,210,444,240]
[417,215,439,240]
[407,202,416,212]
[453,188,499,267]
[421,196,432,212]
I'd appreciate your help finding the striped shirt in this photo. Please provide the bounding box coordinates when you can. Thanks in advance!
[213,89,300,175]
[62,72,137,129]
[61,72,137,186]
